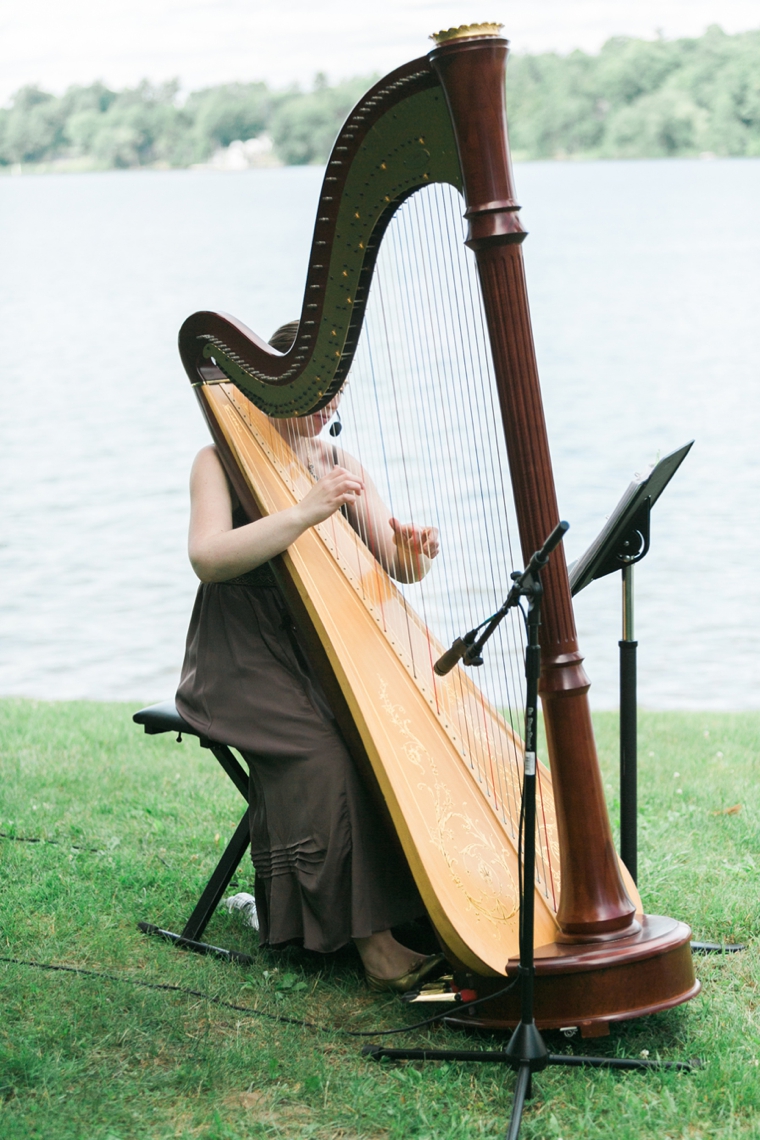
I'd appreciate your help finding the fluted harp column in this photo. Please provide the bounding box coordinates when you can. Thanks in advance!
[431,28,637,941]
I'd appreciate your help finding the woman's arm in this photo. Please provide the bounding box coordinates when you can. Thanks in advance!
[387,516,440,583]
[188,446,364,583]
[337,455,439,584]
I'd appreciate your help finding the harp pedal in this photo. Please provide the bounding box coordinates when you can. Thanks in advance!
[401,976,477,1004]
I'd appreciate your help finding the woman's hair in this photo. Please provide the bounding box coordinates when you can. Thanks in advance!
[268,320,299,353]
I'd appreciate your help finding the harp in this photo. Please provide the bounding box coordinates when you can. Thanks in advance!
[179,24,698,1033]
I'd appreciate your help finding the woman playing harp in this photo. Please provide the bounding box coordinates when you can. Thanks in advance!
[178,23,698,1033]
[176,320,444,992]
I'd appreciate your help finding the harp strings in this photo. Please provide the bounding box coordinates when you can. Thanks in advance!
[434,185,549,866]
[336,183,556,903]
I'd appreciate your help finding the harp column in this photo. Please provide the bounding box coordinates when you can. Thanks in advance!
[431,28,638,942]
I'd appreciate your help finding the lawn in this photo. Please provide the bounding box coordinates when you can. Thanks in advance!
[1,699,759,1139]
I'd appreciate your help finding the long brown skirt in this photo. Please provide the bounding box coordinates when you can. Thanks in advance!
[176,574,423,953]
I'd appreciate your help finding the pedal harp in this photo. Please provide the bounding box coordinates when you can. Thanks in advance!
[179,24,698,1032]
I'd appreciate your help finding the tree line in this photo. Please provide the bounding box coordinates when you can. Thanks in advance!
[1,25,758,171]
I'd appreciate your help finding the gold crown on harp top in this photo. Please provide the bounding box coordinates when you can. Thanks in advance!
[430,22,504,44]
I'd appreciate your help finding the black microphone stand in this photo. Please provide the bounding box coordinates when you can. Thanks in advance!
[365,522,695,1140]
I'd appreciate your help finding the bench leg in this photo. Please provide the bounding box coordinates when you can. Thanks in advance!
[207,743,249,800]
[181,810,251,941]
[139,808,255,965]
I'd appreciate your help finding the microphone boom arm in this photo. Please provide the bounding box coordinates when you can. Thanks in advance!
[434,522,569,676]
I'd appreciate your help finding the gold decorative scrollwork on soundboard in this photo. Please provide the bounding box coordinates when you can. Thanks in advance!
[377,679,518,927]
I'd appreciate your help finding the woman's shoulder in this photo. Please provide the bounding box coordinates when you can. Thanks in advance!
[317,441,365,478]
[191,445,232,487]
[192,444,222,472]
[189,446,238,509]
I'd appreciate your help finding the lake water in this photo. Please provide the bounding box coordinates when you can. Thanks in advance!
[1,158,759,709]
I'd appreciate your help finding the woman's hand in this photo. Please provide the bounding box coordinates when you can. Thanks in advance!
[389,517,440,581]
[189,449,363,583]
[296,466,364,528]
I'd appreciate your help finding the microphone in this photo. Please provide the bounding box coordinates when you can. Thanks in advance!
[434,522,569,677]
[329,413,342,437]
[434,637,468,677]
[434,630,480,676]
[530,519,569,572]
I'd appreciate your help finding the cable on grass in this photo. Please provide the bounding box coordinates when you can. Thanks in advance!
[0,832,102,853]
[0,955,316,1028]
[1,828,521,1036]
[0,954,518,1038]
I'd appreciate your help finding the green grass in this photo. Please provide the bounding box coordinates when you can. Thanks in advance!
[1,699,759,1139]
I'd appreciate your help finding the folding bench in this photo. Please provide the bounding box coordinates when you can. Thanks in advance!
[133,700,256,965]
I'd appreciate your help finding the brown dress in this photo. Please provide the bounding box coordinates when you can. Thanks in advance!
[176,514,423,953]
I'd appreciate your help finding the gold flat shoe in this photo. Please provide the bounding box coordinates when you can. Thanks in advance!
[365,952,447,995]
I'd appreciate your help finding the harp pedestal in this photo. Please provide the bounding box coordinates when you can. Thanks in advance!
[447,915,699,1037]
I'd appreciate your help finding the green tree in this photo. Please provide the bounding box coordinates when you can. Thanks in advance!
[0,86,65,164]
[186,82,273,159]
[594,35,684,106]
[508,51,602,158]
[270,75,372,164]
[602,88,707,157]
[2,27,759,170]
[506,25,760,160]
[62,84,118,158]
[73,81,189,168]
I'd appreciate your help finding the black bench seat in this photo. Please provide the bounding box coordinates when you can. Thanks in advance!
[133,700,254,964]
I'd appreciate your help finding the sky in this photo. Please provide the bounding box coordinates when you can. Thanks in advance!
[1,0,759,103]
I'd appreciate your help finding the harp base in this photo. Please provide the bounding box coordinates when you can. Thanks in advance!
[445,915,699,1037]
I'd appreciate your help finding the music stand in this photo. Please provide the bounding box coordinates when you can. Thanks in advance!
[567,445,740,956]
[568,442,693,885]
